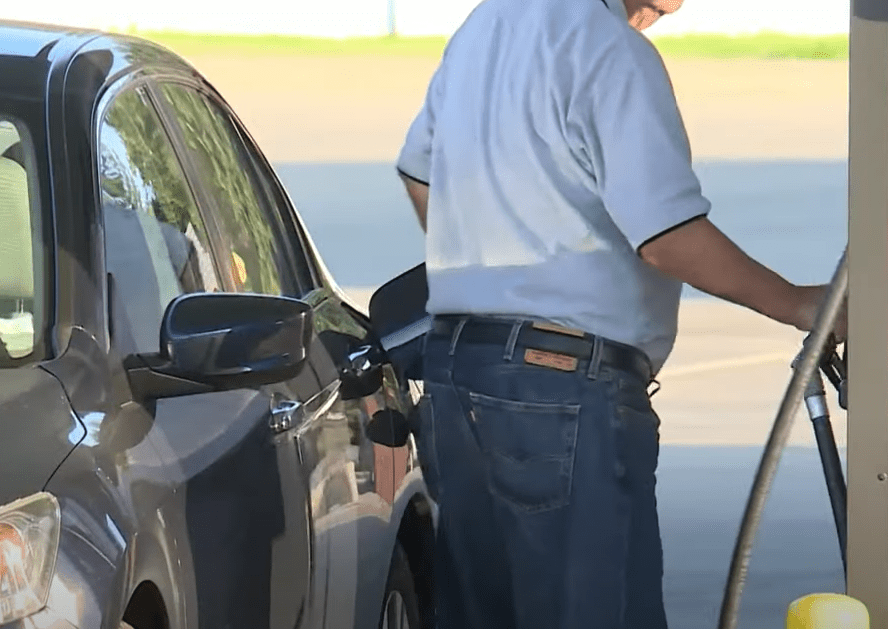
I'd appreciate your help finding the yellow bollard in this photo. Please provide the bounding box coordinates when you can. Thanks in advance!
[786,593,870,629]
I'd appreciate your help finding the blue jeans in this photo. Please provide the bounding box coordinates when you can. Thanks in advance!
[415,318,667,629]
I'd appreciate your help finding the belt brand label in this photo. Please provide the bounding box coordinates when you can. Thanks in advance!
[531,321,586,338]
[524,348,578,372]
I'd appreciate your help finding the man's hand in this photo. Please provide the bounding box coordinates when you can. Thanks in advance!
[638,217,847,340]
[792,285,848,343]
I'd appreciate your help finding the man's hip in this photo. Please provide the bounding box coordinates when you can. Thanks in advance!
[416,314,667,629]
[420,313,661,504]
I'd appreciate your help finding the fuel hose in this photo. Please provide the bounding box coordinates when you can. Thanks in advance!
[717,250,848,629]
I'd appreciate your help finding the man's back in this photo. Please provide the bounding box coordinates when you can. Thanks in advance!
[396,3,845,629]
[398,0,711,374]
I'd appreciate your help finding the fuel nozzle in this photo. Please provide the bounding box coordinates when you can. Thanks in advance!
[795,333,847,410]
[835,343,848,411]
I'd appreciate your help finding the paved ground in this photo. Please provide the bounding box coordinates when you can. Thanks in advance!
[181,53,849,163]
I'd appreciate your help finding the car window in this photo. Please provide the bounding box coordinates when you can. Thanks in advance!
[0,118,40,363]
[99,85,223,355]
[157,83,297,297]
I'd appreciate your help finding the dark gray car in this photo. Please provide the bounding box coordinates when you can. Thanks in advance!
[0,19,435,629]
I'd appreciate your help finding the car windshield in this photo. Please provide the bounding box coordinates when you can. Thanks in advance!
[0,117,39,365]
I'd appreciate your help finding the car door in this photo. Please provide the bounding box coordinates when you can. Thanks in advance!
[150,78,416,629]
[146,78,338,629]
[97,80,316,629]
[300,293,415,629]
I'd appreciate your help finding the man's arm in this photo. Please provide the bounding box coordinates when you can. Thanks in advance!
[583,34,847,340]
[638,216,846,339]
[396,59,446,235]
[399,172,429,233]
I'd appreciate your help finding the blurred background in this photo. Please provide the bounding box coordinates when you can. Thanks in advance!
[4,2,852,626]
[1,0,851,36]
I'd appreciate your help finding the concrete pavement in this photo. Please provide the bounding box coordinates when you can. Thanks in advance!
[179,53,848,163]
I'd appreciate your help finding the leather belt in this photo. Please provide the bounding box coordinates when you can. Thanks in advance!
[430,315,653,383]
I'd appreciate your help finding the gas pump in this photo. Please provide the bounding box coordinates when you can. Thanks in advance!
[715,253,858,629]
[714,0,888,621]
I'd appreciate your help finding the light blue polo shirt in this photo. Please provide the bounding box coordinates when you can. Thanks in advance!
[396,0,712,374]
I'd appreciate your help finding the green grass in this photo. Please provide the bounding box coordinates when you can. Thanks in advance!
[134,30,449,57]
[128,29,848,60]
[649,32,848,60]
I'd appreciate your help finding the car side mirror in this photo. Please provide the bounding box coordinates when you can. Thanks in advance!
[124,292,313,401]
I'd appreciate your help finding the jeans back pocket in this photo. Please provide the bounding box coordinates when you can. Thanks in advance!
[467,391,581,513]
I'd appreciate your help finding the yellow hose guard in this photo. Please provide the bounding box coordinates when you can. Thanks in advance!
[786,593,869,629]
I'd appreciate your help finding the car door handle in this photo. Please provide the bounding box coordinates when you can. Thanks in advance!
[269,382,340,434]
[270,400,305,433]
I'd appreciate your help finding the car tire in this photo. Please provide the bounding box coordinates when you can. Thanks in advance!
[379,541,422,629]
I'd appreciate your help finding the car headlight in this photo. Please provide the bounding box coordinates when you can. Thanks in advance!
[0,492,60,624]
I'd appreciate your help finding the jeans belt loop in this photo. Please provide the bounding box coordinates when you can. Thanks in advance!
[503,319,523,362]
[586,335,604,380]
[448,317,468,357]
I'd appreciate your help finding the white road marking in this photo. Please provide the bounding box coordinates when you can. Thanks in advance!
[660,351,796,378]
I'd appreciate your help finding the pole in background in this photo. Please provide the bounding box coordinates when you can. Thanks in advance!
[387,0,397,36]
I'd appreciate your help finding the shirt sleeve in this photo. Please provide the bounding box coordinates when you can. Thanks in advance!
[581,30,711,252]
[396,62,446,185]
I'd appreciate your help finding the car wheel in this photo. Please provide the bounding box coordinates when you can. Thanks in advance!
[380,542,422,629]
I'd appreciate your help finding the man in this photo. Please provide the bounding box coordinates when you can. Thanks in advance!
[395,0,847,627]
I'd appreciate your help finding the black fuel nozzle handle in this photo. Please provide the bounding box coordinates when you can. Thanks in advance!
[793,332,836,371]
[794,333,848,409]
[816,333,848,410]
[823,335,848,411]
[838,342,848,410]
[820,353,844,391]
[839,341,848,380]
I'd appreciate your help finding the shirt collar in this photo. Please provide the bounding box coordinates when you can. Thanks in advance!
[600,0,629,21]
